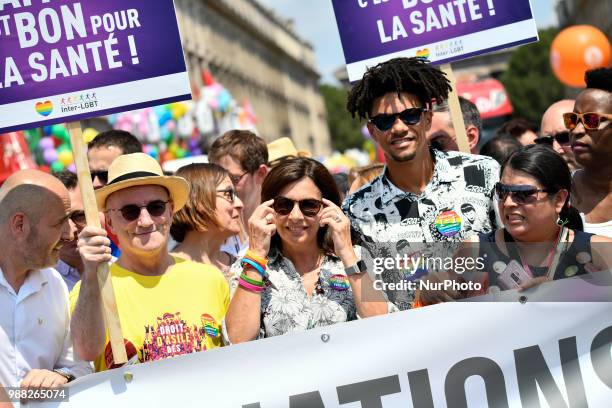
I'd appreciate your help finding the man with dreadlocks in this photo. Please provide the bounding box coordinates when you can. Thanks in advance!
[342,58,500,310]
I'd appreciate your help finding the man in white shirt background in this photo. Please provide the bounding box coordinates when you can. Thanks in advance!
[0,170,91,389]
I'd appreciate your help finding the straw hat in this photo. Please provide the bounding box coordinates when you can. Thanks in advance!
[95,152,190,212]
[267,137,311,164]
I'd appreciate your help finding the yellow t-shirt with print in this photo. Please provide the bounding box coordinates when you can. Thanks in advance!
[69,257,229,372]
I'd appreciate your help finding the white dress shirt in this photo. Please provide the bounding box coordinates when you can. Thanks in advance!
[0,267,92,388]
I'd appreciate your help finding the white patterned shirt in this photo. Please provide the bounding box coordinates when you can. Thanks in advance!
[229,248,358,338]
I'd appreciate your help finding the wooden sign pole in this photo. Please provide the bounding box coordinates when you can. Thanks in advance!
[66,122,127,365]
[440,63,471,154]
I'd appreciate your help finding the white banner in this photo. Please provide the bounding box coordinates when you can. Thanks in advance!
[36,274,612,407]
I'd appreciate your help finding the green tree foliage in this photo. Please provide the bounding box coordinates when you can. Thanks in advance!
[320,84,364,151]
[500,28,565,125]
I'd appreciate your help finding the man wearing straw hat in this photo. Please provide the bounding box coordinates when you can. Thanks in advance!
[70,153,229,371]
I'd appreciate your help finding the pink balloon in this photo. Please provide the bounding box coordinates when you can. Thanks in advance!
[118,122,132,132]
[39,137,55,150]
[43,148,58,164]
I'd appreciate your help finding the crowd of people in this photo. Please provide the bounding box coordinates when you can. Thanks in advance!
[0,58,610,395]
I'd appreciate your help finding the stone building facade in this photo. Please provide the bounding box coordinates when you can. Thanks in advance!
[556,0,612,38]
[174,0,331,155]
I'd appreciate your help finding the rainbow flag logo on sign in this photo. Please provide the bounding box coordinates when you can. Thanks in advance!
[35,101,53,117]
[416,49,430,60]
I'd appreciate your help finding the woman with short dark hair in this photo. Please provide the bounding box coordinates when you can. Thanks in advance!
[225,157,389,342]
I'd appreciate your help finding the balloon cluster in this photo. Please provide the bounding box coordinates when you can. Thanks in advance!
[25,125,99,173]
[23,69,259,171]
[104,69,258,163]
[108,102,201,163]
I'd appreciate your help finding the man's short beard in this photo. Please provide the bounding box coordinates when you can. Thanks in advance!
[24,227,57,269]
[388,151,417,163]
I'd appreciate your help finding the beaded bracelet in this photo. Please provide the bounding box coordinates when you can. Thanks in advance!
[245,250,268,266]
[240,272,263,287]
[241,257,266,278]
[238,278,264,293]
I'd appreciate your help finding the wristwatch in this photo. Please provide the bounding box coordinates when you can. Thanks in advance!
[345,260,367,276]
[53,369,76,383]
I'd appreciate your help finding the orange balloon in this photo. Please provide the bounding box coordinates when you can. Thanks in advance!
[550,25,611,88]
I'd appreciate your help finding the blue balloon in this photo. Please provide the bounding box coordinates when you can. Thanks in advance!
[43,125,53,135]
[154,105,168,118]
[218,89,232,112]
[107,114,118,125]
[160,126,172,141]
[158,111,172,126]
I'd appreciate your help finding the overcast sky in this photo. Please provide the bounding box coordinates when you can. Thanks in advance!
[259,0,558,83]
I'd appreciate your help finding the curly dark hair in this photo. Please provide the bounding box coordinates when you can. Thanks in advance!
[346,57,452,120]
[585,67,612,92]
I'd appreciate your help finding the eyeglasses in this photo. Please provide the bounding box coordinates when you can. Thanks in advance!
[217,188,237,203]
[563,112,612,131]
[494,183,550,205]
[90,170,109,184]
[534,131,571,146]
[107,200,170,222]
[273,196,323,217]
[369,107,426,132]
[69,210,86,227]
[229,170,250,185]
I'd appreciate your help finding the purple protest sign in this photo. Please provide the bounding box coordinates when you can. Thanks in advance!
[0,0,191,133]
[331,0,539,82]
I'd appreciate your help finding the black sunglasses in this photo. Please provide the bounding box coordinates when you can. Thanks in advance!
[107,200,170,222]
[273,196,323,217]
[217,187,237,203]
[90,170,109,184]
[369,107,426,131]
[534,131,571,146]
[494,183,550,205]
[69,210,86,227]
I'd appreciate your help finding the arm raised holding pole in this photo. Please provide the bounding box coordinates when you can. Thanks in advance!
[66,122,127,365]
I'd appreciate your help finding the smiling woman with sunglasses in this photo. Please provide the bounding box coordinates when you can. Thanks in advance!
[421,146,611,304]
[170,163,245,281]
[225,157,390,343]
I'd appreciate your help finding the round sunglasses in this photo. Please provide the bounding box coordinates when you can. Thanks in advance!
[369,107,426,132]
[563,112,612,131]
[494,183,550,205]
[273,196,323,217]
[107,200,170,222]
